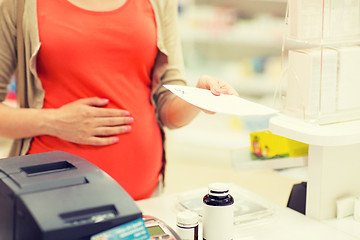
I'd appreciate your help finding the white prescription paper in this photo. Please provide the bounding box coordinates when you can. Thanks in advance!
[164,85,278,116]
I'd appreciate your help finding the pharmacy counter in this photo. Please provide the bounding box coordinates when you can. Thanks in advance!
[136,184,358,240]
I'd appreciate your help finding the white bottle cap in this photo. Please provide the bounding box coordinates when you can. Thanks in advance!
[208,183,230,197]
[177,210,199,226]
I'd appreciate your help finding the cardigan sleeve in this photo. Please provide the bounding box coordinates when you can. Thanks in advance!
[0,0,18,102]
[151,0,187,129]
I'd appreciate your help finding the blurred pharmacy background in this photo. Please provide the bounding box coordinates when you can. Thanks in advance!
[164,0,308,206]
[0,0,307,206]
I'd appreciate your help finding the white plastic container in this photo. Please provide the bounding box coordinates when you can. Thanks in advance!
[176,210,199,240]
[202,183,234,240]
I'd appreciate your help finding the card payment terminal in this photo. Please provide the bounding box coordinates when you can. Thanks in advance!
[143,216,181,240]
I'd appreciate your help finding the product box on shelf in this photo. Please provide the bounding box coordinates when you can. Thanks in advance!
[286,48,337,119]
[288,0,360,41]
[250,131,308,160]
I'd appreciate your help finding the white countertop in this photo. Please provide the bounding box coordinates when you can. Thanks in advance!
[137,184,359,240]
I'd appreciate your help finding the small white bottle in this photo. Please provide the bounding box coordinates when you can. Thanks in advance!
[176,210,199,240]
[202,183,234,240]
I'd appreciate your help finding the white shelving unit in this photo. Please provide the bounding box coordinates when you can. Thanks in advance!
[270,115,360,146]
[270,0,360,221]
[270,115,360,221]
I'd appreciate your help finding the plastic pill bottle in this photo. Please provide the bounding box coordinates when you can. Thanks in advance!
[202,183,234,240]
[176,210,199,240]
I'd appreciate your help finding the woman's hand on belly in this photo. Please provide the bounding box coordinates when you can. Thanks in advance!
[46,97,133,146]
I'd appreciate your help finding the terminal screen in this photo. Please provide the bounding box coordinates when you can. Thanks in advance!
[147,225,165,236]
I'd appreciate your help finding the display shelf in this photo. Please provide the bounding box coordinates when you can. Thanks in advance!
[285,36,360,48]
[232,155,308,172]
[269,114,360,147]
[270,114,360,220]
[166,112,308,172]
[179,9,285,59]
[180,14,284,48]
[194,0,287,17]
[181,31,282,52]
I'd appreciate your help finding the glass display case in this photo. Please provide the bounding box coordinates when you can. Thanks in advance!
[276,0,360,125]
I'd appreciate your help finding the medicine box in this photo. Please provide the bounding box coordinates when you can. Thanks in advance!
[286,48,337,120]
[336,46,360,111]
[288,0,360,40]
[250,131,308,160]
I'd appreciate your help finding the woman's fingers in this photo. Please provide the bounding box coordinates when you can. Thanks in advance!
[84,136,120,146]
[90,116,134,127]
[76,97,110,107]
[91,107,131,118]
[93,125,132,137]
[196,75,239,97]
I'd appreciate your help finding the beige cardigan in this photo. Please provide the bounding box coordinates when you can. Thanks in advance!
[0,0,187,157]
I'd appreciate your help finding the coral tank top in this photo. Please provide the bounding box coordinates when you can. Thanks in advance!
[29,0,162,200]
